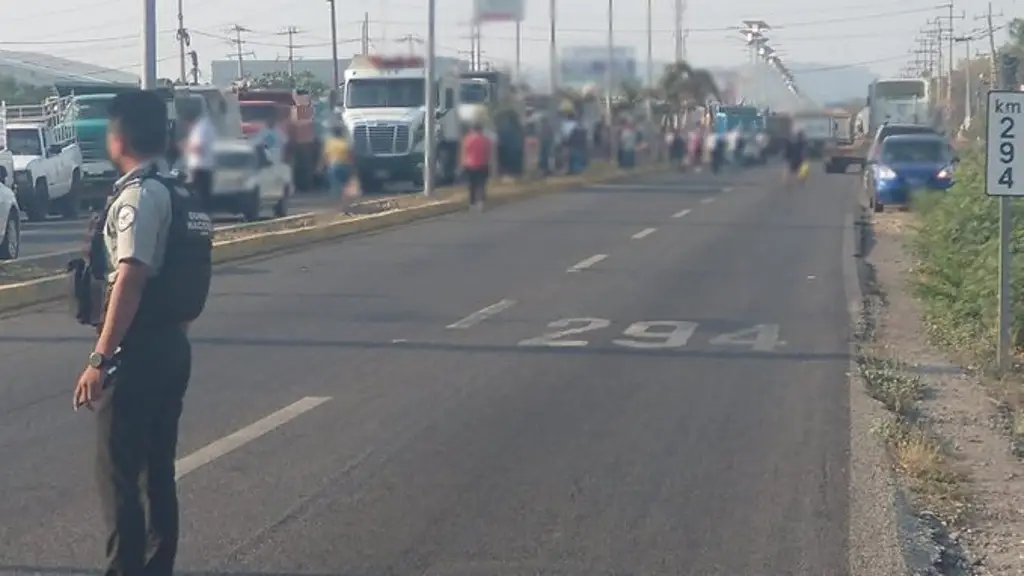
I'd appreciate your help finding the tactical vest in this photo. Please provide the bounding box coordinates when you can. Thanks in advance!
[68,165,213,329]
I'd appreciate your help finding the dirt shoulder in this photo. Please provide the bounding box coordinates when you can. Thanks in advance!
[861,209,1024,575]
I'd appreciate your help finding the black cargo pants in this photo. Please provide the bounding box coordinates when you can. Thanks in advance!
[95,325,190,576]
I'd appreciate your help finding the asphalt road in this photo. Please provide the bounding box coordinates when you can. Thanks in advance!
[0,166,857,574]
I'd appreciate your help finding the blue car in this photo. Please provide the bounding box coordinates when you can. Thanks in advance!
[865,134,957,212]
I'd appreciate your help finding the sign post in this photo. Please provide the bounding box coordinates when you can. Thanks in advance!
[986,89,1024,374]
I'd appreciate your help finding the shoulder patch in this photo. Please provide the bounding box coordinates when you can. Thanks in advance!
[115,204,136,232]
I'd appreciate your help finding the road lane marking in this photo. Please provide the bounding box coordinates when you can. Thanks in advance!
[175,396,332,480]
[631,227,657,239]
[567,254,607,272]
[520,317,782,350]
[671,208,691,218]
[722,186,734,193]
[447,299,517,329]
[700,197,715,204]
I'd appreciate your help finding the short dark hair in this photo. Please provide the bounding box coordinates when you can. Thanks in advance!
[107,90,168,157]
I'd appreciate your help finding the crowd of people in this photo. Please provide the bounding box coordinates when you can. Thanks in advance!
[663,124,811,183]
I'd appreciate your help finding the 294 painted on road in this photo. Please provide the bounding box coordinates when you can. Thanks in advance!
[518,318,783,351]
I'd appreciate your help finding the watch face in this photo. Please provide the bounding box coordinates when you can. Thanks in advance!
[89,353,104,368]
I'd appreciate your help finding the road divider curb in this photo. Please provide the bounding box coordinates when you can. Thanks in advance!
[0,163,665,315]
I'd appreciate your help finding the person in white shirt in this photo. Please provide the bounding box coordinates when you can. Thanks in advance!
[183,109,216,209]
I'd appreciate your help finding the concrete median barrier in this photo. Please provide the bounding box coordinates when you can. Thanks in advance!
[0,162,665,315]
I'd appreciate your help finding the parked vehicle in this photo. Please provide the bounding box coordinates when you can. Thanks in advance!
[173,84,244,140]
[210,140,291,221]
[790,111,835,159]
[0,181,20,260]
[342,55,462,192]
[864,133,957,213]
[823,111,865,173]
[5,98,84,221]
[236,87,321,191]
[0,114,15,191]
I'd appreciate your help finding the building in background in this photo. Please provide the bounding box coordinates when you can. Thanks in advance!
[210,57,464,89]
[559,45,637,92]
[0,50,138,85]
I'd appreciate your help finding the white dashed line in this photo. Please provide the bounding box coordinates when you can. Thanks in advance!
[631,227,657,239]
[175,396,332,480]
[700,197,715,204]
[568,254,607,272]
[446,299,517,329]
[671,208,691,218]
[722,186,734,193]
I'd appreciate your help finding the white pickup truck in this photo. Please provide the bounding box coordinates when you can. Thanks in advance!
[4,97,83,221]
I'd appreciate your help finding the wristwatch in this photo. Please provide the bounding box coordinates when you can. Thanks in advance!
[87,351,111,370]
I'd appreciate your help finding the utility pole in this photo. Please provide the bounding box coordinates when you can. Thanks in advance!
[938,3,965,129]
[283,26,299,76]
[424,0,437,197]
[646,0,653,87]
[327,0,340,97]
[361,12,370,55]
[956,35,972,129]
[515,21,522,82]
[176,0,189,83]
[549,0,557,93]
[143,0,157,89]
[606,0,614,121]
[188,50,199,84]
[674,0,684,62]
[985,2,1000,86]
[228,24,251,78]
[474,22,482,70]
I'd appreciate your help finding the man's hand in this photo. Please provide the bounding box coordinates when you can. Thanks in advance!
[74,366,106,411]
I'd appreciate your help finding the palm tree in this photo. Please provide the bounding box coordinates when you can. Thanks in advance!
[613,81,645,115]
[649,61,721,130]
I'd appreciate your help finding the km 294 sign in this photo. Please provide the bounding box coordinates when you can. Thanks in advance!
[986,90,1024,197]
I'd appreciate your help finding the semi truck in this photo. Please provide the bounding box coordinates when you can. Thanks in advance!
[341,55,463,192]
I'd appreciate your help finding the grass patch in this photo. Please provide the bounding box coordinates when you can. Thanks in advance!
[907,143,1024,448]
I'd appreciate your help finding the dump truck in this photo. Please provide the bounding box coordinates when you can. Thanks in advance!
[234,87,320,191]
[823,108,869,173]
[54,82,176,208]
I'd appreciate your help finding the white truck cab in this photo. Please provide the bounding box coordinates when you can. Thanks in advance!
[4,98,83,221]
[342,55,461,192]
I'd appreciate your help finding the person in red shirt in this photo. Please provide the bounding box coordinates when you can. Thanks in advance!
[461,122,493,211]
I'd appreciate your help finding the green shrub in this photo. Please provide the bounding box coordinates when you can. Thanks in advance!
[910,146,1024,367]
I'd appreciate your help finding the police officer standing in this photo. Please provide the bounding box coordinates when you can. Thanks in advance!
[72,90,213,576]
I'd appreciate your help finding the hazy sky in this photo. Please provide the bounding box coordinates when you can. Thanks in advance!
[0,0,1018,81]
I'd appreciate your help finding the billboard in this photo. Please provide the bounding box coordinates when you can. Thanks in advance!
[474,0,525,22]
[559,46,637,90]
